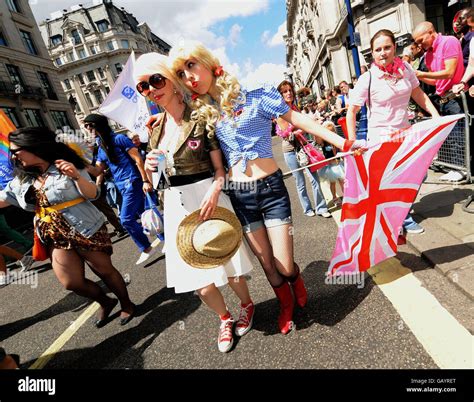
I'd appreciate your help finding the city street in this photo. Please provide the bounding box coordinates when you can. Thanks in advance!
[1,138,472,373]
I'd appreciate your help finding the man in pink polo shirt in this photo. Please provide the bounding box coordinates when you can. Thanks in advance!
[413,21,466,181]
[412,21,464,98]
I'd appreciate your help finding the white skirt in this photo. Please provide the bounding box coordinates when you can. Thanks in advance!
[163,177,254,293]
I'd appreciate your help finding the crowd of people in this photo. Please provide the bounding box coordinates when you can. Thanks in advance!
[1,8,473,359]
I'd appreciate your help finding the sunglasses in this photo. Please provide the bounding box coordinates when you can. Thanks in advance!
[136,73,167,96]
[84,123,95,129]
[10,147,25,156]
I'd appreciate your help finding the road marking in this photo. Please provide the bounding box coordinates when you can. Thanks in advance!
[29,302,100,369]
[369,259,473,369]
[320,180,474,369]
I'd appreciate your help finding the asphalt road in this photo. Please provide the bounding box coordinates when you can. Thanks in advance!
[1,138,472,373]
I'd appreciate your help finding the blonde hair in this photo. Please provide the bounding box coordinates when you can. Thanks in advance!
[322,120,336,132]
[168,40,243,137]
[133,52,181,92]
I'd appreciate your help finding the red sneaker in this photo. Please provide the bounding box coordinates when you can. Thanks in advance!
[235,302,254,337]
[218,317,234,353]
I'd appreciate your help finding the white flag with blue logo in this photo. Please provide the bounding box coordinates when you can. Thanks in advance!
[99,51,150,142]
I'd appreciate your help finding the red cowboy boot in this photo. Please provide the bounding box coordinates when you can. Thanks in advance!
[273,282,295,335]
[291,273,307,308]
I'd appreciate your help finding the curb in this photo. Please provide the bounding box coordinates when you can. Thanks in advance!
[405,216,474,301]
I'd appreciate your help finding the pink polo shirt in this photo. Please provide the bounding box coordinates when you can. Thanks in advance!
[425,34,464,96]
[349,61,419,143]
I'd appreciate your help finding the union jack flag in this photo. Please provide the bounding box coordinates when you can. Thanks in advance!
[328,115,464,275]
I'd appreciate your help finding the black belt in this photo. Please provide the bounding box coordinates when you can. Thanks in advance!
[169,171,213,187]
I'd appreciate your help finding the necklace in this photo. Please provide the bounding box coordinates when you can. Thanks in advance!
[158,113,183,174]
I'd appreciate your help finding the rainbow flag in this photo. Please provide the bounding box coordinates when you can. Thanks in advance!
[0,109,16,189]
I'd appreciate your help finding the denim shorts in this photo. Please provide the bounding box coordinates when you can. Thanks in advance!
[226,169,292,233]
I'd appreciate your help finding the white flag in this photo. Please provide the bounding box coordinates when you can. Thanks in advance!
[99,51,150,142]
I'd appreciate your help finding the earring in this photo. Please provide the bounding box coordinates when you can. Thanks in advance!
[173,87,177,94]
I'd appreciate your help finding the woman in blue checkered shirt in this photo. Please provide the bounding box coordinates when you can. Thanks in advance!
[168,40,364,335]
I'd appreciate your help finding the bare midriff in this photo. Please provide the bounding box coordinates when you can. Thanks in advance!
[228,158,279,182]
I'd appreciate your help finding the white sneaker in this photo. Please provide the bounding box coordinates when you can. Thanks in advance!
[0,273,10,287]
[135,245,160,265]
[447,171,465,182]
[218,317,234,353]
[439,170,464,181]
[318,211,332,218]
[19,256,35,273]
[304,210,316,217]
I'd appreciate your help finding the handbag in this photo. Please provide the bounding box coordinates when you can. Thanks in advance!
[296,146,309,167]
[294,132,330,173]
[141,192,165,241]
[32,228,48,261]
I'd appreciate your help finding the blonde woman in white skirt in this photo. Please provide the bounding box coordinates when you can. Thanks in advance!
[134,53,254,353]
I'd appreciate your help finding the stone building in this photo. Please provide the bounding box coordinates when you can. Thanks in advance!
[0,0,77,131]
[38,0,171,127]
[285,0,474,96]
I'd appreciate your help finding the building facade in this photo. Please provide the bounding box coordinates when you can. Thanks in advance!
[39,0,171,127]
[0,0,78,131]
[285,0,474,97]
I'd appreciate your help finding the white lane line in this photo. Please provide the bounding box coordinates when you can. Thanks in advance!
[319,179,474,369]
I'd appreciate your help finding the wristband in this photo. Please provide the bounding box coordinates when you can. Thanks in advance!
[143,179,150,183]
[460,81,468,89]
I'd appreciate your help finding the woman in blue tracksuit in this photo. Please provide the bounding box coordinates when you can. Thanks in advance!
[84,114,158,265]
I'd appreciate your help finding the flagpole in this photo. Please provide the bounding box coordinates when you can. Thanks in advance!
[282,151,355,178]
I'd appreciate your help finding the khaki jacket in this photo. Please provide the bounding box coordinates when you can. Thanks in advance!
[147,105,220,176]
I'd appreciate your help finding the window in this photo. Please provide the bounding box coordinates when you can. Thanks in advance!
[5,64,24,88]
[68,52,75,62]
[23,109,45,127]
[89,45,97,55]
[97,67,105,79]
[37,71,58,100]
[85,93,94,108]
[78,48,86,59]
[324,60,334,90]
[7,0,21,13]
[69,95,81,113]
[0,31,8,47]
[19,30,38,55]
[64,79,72,90]
[2,107,20,127]
[121,40,129,49]
[115,63,123,75]
[86,70,95,82]
[106,41,114,51]
[104,86,110,94]
[51,111,72,129]
[71,29,82,45]
[93,89,104,104]
[50,35,62,46]
[55,58,62,66]
[96,20,109,33]
[77,73,85,85]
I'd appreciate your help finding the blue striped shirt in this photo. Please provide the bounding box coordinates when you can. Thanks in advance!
[216,85,290,172]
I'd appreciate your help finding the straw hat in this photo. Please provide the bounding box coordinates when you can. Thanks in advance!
[176,206,242,269]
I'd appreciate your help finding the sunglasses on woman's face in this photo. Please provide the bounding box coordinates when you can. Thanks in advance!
[136,73,167,96]
[10,147,25,156]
